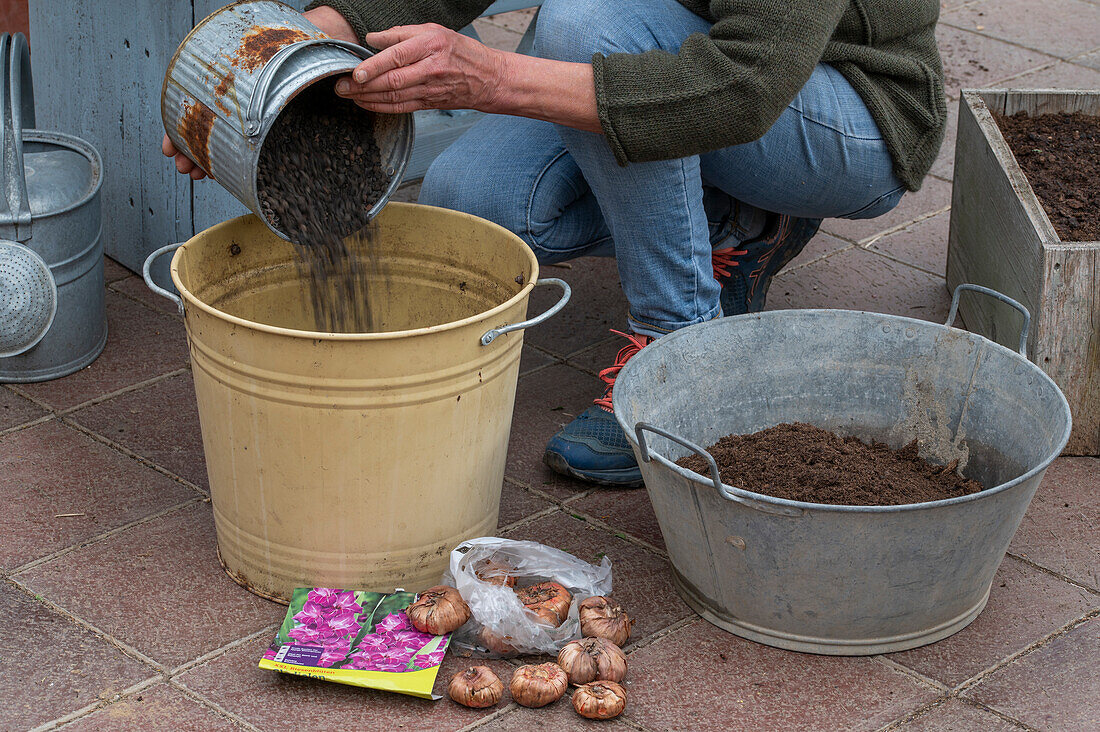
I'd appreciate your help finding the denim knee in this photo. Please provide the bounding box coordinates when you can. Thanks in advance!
[419,145,524,235]
[535,0,658,62]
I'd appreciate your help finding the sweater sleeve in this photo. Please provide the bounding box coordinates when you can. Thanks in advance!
[303,0,496,41]
[593,0,849,165]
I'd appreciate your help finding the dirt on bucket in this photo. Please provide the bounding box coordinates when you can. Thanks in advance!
[676,422,985,506]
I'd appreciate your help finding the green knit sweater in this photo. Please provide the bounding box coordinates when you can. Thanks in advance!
[308,0,946,191]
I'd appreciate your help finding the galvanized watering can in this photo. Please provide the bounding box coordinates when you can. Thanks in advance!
[161,0,413,240]
[0,32,106,381]
[613,285,1072,655]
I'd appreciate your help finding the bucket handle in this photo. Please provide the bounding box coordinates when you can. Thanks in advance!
[245,38,372,139]
[635,422,804,517]
[143,242,185,314]
[0,32,35,243]
[945,283,1030,357]
[480,278,571,346]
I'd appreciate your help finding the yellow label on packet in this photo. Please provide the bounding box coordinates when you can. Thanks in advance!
[258,659,442,699]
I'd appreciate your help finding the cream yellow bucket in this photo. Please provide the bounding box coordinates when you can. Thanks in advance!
[143,203,569,602]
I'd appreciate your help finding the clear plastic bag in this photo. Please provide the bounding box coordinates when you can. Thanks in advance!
[442,537,613,657]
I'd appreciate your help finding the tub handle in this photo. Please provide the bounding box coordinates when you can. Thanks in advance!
[143,242,184,314]
[245,38,372,139]
[480,278,571,346]
[946,284,1030,357]
[635,422,804,517]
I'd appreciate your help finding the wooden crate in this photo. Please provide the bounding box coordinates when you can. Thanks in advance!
[947,90,1100,455]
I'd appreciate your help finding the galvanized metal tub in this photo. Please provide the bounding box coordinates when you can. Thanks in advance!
[613,286,1072,655]
[143,203,569,602]
[0,32,105,382]
[161,0,412,240]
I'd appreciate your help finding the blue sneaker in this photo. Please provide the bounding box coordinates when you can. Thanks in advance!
[712,214,823,316]
[543,331,653,487]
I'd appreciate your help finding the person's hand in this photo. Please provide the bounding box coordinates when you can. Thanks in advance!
[162,134,207,180]
[335,24,507,114]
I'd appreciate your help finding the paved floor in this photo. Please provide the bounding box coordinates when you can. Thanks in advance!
[3,1,1099,730]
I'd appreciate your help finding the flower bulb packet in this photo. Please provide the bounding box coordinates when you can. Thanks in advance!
[260,588,451,699]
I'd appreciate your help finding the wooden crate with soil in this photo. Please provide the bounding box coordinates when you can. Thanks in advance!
[947,89,1100,455]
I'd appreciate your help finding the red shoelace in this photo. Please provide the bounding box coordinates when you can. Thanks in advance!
[593,330,654,412]
[711,247,748,279]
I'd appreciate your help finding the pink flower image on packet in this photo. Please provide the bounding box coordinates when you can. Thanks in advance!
[259,588,456,699]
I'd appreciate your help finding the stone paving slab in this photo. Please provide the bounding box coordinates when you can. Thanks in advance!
[58,684,241,732]
[0,386,47,431]
[891,698,1021,731]
[0,420,196,571]
[505,363,602,498]
[481,7,537,34]
[930,101,960,182]
[1004,58,1100,88]
[772,246,952,322]
[109,275,185,318]
[15,291,189,411]
[868,210,951,276]
[623,619,939,731]
[497,480,557,528]
[102,256,131,284]
[941,0,1100,61]
[886,556,1098,688]
[69,372,208,491]
[1077,48,1100,71]
[820,176,953,245]
[937,23,1057,95]
[524,257,629,357]
[0,584,154,731]
[570,486,666,553]
[16,503,281,670]
[964,615,1100,730]
[1009,457,1100,591]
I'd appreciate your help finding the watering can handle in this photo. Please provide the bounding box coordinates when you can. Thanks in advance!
[0,32,35,243]
[143,243,185,314]
[480,278,571,346]
[244,38,372,139]
[635,422,804,517]
[945,284,1030,357]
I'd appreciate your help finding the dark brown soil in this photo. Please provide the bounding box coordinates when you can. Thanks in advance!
[996,111,1100,242]
[256,79,390,333]
[676,423,985,506]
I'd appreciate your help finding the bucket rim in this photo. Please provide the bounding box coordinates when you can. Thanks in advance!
[169,203,540,341]
[159,0,281,122]
[248,66,414,242]
[614,308,1073,514]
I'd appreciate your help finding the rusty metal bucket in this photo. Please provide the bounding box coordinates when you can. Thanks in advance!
[161,0,412,240]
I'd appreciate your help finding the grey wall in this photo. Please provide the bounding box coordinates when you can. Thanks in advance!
[28,0,307,277]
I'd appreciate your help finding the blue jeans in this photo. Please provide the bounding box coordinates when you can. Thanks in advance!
[420,0,905,337]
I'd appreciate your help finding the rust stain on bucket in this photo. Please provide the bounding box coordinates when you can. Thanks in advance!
[178,100,216,174]
[234,26,314,71]
[213,70,236,115]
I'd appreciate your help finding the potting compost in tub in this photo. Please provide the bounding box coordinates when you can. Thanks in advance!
[613,287,1071,655]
